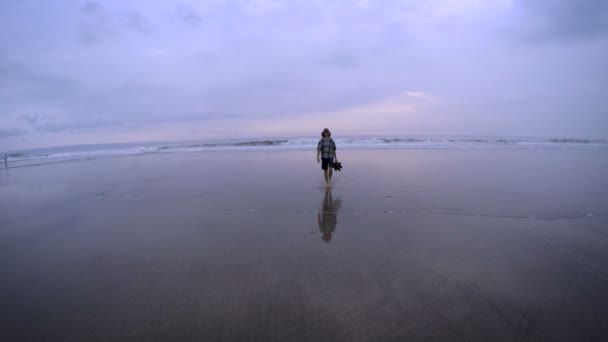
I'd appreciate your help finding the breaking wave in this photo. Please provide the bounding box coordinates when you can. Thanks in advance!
[5,136,607,165]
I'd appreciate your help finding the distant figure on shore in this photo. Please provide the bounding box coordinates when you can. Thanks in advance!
[316,128,338,188]
[318,188,342,243]
[3,153,7,167]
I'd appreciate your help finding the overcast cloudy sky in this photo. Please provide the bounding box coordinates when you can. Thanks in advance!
[1,0,607,150]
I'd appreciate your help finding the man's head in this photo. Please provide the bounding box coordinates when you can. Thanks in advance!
[321,128,331,138]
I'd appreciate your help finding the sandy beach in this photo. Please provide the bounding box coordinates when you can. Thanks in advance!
[1,148,607,341]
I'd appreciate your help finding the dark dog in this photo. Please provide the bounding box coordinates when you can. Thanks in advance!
[332,161,343,171]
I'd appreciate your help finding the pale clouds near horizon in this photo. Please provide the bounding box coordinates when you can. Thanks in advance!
[1,0,607,149]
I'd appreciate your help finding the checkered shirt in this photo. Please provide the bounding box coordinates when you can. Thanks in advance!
[317,138,336,159]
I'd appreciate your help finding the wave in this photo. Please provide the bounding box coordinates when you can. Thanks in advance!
[5,136,607,165]
[234,139,289,146]
[547,138,606,144]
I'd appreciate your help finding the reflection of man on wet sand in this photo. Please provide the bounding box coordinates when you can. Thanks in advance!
[318,188,342,243]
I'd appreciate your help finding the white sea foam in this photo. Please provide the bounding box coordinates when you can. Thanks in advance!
[6,136,607,164]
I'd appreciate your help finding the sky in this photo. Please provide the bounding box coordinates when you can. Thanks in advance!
[1,0,607,150]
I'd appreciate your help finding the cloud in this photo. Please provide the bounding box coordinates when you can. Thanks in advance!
[176,4,202,26]
[76,1,114,43]
[30,117,117,133]
[1,0,607,150]
[516,0,608,42]
[243,90,443,136]
[122,10,153,34]
[0,61,80,104]
[13,103,119,135]
[146,48,167,56]
[17,109,118,133]
[21,114,39,125]
[0,128,26,138]
[243,0,286,16]
[82,1,101,15]
[76,2,153,43]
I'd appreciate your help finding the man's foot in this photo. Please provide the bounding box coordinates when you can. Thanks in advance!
[326,182,332,188]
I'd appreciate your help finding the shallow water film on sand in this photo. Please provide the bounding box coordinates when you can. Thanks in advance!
[1,148,607,341]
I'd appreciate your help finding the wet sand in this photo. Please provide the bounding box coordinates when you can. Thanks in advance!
[1,149,608,341]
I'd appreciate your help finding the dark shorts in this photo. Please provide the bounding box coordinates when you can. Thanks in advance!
[321,157,334,170]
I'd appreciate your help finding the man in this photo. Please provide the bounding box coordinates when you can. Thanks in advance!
[316,128,338,188]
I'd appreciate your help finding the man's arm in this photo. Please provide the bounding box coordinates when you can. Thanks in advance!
[333,140,337,162]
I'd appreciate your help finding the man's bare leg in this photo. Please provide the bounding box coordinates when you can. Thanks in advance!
[328,168,333,187]
[324,169,329,187]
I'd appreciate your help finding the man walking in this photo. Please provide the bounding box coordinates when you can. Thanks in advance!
[316,128,338,188]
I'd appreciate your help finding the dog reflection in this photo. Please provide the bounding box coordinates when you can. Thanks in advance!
[318,188,342,243]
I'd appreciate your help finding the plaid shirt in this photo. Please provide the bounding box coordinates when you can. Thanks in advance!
[317,138,336,159]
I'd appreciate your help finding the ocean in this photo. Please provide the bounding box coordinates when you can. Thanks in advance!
[4,135,607,168]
